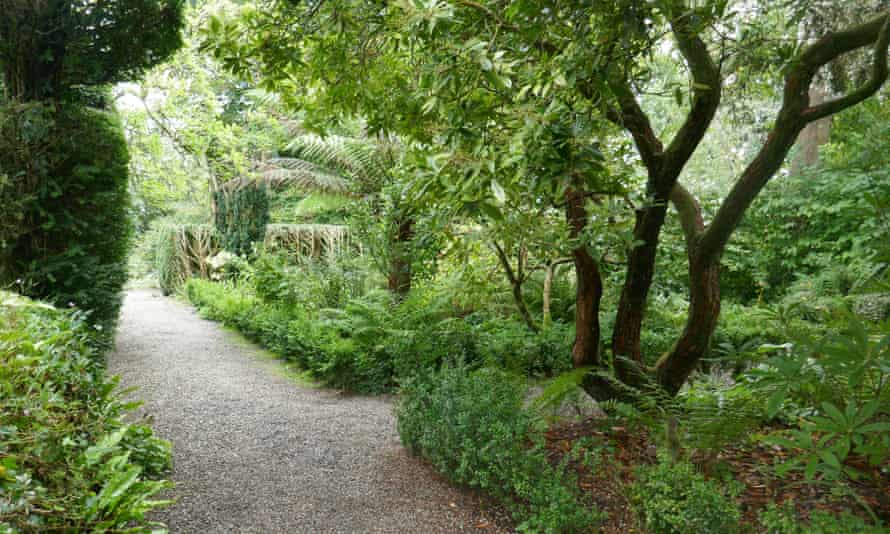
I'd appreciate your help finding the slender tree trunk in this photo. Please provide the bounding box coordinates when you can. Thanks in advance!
[511,279,537,332]
[492,241,538,332]
[566,187,602,367]
[542,262,555,329]
[611,199,669,364]
[387,215,414,298]
[656,255,720,394]
[791,86,832,175]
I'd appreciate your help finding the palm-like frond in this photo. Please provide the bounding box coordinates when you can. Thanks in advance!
[286,134,389,184]
[270,134,390,195]
[259,158,352,194]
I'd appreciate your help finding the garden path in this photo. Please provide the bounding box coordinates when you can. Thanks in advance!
[109,289,509,534]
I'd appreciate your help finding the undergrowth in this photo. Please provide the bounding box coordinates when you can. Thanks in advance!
[0,292,172,533]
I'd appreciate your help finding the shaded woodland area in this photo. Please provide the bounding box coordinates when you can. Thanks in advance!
[2,1,890,532]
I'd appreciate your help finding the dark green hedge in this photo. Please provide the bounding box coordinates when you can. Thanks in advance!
[0,102,132,345]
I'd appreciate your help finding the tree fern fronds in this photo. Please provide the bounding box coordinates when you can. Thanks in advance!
[260,158,352,194]
[284,134,389,192]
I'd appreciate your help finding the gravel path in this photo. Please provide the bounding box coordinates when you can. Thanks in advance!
[109,289,511,534]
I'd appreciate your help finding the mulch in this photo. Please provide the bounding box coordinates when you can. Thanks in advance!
[543,417,890,533]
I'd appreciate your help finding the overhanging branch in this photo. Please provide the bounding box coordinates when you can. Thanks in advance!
[802,16,890,122]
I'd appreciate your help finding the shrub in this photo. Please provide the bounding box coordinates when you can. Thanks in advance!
[758,502,884,534]
[397,365,603,533]
[477,318,573,377]
[252,252,370,309]
[0,103,132,345]
[0,292,171,532]
[630,458,742,534]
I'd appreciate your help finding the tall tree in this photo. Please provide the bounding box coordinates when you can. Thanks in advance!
[203,0,890,396]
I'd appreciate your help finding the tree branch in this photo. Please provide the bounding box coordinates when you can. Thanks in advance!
[802,16,890,122]
[661,15,722,184]
[669,183,704,250]
[604,74,664,172]
[491,240,517,286]
[698,11,890,265]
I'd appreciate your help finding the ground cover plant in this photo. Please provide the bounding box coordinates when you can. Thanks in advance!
[0,292,172,533]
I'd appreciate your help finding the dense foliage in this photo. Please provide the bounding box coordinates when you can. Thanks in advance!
[0,103,132,344]
[0,0,184,101]
[0,292,171,532]
[2,0,881,530]
[398,365,603,532]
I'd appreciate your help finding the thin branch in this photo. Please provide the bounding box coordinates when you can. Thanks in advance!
[604,74,664,172]
[802,16,890,122]
[661,14,723,184]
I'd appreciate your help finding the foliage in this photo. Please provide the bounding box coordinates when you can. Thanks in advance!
[0,103,133,345]
[758,501,885,534]
[214,182,269,256]
[0,292,171,532]
[397,365,603,533]
[630,457,742,534]
[735,307,889,523]
[0,0,184,101]
[186,253,576,393]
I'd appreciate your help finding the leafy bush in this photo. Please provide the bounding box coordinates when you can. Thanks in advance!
[477,318,573,377]
[252,252,370,310]
[397,365,603,533]
[758,501,884,534]
[630,457,742,534]
[0,103,133,346]
[0,292,171,532]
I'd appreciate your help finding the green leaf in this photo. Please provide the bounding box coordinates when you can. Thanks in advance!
[766,386,787,418]
[858,422,890,433]
[491,180,506,203]
[817,450,841,470]
[821,402,847,427]
[479,202,503,221]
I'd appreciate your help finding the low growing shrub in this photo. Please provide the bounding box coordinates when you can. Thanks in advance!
[630,457,742,534]
[397,365,603,533]
[758,501,885,534]
[0,292,172,532]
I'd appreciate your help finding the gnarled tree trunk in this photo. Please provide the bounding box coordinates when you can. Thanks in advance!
[566,187,603,367]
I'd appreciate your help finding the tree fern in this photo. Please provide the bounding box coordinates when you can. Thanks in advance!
[257,134,391,197]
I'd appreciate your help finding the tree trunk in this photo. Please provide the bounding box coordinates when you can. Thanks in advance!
[492,241,538,332]
[791,85,832,175]
[387,215,414,298]
[542,262,554,329]
[511,279,538,332]
[611,200,669,364]
[565,187,602,367]
[655,254,721,394]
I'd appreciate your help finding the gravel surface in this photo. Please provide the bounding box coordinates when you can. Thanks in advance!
[109,289,512,534]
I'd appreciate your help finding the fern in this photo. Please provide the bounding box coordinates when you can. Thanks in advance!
[255,134,392,197]
[530,366,595,414]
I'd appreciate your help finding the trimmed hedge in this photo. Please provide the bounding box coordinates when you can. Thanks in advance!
[0,103,132,346]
